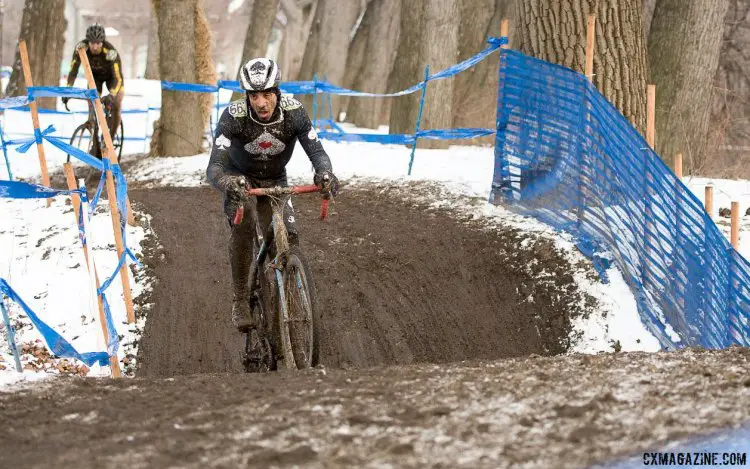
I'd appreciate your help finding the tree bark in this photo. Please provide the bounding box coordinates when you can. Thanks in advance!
[451,0,513,139]
[417,0,460,149]
[642,0,657,41]
[145,0,161,80]
[6,0,66,109]
[296,0,360,117]
[704,0,750,177]
[648,0,729,172]
[517,0,649,136]
[195,0,217,133]
[231,0,281,100]
[282,0,318,81]
[130,32,139,78]
[387,0,425,136]
[347,0,401,129]
[158,0,203,156]
[339,0,373,120]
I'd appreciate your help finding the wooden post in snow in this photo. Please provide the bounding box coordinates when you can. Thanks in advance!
[18,40,51,207]
[77,47,136,324]
[705,186,714,219]
[78,178,122,378]
[500,19,509,48]
[674,153,683,179]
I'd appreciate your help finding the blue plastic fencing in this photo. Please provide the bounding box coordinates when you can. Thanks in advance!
[0,184,119,368]
[490,49,750,349]
[1,86,138,369]
[1,37,506,180]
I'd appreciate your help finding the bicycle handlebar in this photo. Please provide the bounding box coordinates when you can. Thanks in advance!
[233,185,331,225]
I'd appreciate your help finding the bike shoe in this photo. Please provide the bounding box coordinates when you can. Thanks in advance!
[232,296,255,331]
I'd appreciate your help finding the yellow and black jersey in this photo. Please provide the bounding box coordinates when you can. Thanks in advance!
[65,39,123,95]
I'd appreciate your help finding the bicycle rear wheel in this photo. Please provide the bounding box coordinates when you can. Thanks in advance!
[67,123,93,163]
[277,248,319,369]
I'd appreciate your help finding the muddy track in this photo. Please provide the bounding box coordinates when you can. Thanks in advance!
[127,183,591,377]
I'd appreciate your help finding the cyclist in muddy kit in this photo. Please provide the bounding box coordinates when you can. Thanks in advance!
[62,23,124,157]
[206,58,340,330]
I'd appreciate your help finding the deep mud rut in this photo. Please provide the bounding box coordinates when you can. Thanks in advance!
[2,178,749,468]
[130,183,590,377]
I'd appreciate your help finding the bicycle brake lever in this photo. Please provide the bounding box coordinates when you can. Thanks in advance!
[320,195,330,220]
[233,205,244,225]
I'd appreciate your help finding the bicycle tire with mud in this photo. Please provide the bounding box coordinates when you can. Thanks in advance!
[278,248,319,369]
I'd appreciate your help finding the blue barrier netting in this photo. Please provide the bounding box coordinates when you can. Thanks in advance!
[0,278,112,367]
[0,179,124,365]
[491,49,750,349]
[1,118,137,367]
[0,37,505,153]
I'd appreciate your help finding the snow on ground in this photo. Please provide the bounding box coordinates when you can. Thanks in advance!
[0,193,148,381]
[1,80,745,384]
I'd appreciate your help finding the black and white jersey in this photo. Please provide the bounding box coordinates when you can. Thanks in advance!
[206,95,333,189]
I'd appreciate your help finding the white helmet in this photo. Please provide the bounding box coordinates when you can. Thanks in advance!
[240,58,281,92]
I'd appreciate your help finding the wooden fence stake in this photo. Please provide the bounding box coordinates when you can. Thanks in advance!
[674,153,683,179]
[731,201,740,249]
[78,178,122,378]
[705,185,714,219]
[78,47,135,324]
[647,84,656,148]
[585,15,596,80]
[500,19,509,48]
[18,40,51,207]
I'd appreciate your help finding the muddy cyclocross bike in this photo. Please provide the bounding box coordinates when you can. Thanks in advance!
[65,95,124,163]
[234,184,330,372]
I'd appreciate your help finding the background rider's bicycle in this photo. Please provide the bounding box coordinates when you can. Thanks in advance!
[65,95,124,163]
[234,185,330,373]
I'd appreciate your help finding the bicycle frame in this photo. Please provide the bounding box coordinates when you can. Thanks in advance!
[242,185,323,322]
[239,184,327,370]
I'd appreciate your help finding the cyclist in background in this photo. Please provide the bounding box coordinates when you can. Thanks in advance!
[62,23,124,157]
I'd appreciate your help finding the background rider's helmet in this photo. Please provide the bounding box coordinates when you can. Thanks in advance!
[239,58,281,92]
[86,23,106,42]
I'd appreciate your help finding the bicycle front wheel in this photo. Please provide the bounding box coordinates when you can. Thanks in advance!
[68,123,93,163]
[277,248,318,369]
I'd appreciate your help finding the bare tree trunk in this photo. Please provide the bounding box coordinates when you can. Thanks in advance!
[297,0,360,117]
[158,0,203,156]
[283,0,318,81]
[388,0,424,135]
[648,0,729,173]
[195,0,217,132]
[340,0,373,119]
[517,0,649,136]
[417,0,459,149]
[642,0,657,41]
[6,0,66,109]
[131,32,139,78]
[145,0,160,80]
[451,0,513,141]
[232,0,280,100]
[704,0,750,178]
[347,0,401,129]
